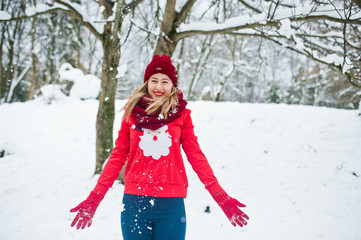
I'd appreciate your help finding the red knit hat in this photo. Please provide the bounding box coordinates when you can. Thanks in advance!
[144,55,178,87]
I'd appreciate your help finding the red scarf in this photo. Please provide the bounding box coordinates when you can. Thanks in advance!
[131,91,187,130]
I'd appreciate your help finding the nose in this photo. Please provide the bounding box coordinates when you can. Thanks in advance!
[155,82,163,90]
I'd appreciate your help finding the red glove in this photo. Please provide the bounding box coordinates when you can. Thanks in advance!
[213,190,249,227]
[70,191,104,230]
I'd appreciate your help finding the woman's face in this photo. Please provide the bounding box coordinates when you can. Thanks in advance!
[147,73,173,99]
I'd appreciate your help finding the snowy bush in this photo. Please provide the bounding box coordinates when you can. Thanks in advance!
[59,63,100,100]
[35,84,67,104]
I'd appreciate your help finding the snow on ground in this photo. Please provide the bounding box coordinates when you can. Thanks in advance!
[0,99,360,240]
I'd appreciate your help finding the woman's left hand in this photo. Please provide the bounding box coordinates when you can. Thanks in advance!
[70,191,104,230]
[213,190,249,227]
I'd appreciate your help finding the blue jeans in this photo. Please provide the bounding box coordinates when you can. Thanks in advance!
[121,194,186,240]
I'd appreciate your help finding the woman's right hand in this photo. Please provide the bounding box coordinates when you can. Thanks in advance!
[70,191,104,230]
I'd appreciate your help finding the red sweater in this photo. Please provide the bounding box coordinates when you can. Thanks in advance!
[94,108,223,198]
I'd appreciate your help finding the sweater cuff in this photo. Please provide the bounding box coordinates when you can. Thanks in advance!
[93,182,109,196]
[206,181,223,196]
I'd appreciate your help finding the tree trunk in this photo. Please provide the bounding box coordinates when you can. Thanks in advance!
[3,20,19,102]
[154,37,177,56]
[0,22,6,101]
[95,0,123,175]
[153,0,196,56]
[97,0,146,182]
[48,14,57,84]
[28,5,37,100]
[95,40,120,174]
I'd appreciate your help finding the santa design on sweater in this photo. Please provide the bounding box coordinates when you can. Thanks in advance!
[139,125,172,160]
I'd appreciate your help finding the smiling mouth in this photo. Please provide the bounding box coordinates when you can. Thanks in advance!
[154,92,164,96]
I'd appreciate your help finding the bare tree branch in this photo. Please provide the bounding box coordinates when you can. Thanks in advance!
[127,0,145,12]
[129,18,156,36]
[175,0,197,27]
[175,21,279,41]
[199,1,218,20]
[237,0,262,13]
[0,6,69,22]
[54,0,103,41]
[162,0,177,34]
[289,14,361,25]
[114,0,145,33]
[111,0,124,42]
[230,30,361,87]
[115,0,144,33]
[267,0,295,8]
[270,0,280,20]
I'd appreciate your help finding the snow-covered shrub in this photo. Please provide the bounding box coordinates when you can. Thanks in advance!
[35,84,67,104]
[59,63,100,100]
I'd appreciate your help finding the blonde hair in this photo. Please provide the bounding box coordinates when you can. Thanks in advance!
[122,81,179,121]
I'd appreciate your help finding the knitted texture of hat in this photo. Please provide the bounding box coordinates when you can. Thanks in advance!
[144,55,178,87]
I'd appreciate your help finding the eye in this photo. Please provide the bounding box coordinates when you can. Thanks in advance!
[147,131,151,134]
[158,131,161,134]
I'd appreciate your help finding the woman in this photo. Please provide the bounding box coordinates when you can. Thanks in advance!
[70,55,249,239]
